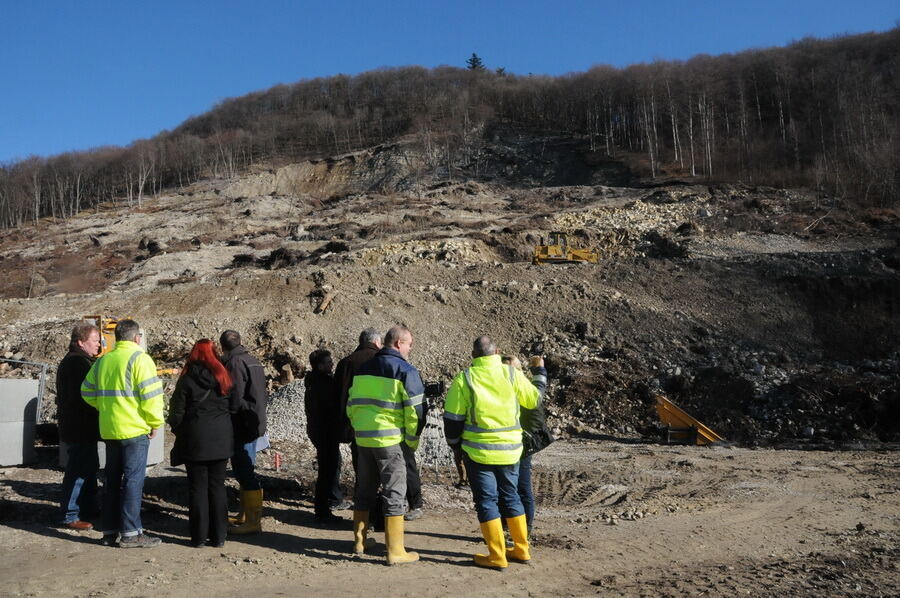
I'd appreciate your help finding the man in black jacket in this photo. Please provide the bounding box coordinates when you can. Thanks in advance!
[304,349,346,524]
[57,323,101,530]
[220,330,268,535]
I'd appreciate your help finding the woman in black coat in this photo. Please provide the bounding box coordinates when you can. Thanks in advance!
[168,339,238,547]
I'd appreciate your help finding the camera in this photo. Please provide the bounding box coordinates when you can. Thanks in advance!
[424,380,445,398]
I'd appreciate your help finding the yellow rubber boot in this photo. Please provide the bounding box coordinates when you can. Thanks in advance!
[384,515,419,565]
[474,518,507,570]
[229,489,262,535]
[352,510,377,555]
[228,491,246,526]
[505,514,531,563]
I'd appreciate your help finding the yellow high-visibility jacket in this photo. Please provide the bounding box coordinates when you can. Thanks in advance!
[81,340,164,440]
[347,348,425,450]
[443,354,545,465]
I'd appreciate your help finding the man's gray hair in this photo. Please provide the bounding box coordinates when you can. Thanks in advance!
[384,325,411,347]
[114,319,141,342]
[359,327,382,346]
[472,335,497,358]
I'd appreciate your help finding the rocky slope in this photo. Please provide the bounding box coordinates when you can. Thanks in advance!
[2,137,899,446]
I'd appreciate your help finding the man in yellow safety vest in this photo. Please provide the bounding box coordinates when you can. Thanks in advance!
[443,335,547,570]
[346,325,424,565]
[81,319,164,548]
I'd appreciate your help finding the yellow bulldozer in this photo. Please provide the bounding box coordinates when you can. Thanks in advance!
[532,231,599,265]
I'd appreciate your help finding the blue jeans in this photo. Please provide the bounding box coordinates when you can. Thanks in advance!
[464,454,523,523]
[102,435,150,536]
[60,442,100,523]
[517,454,534,529]
[231,439,260,490]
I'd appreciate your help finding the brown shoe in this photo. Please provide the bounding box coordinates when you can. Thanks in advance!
[63,520,93,531]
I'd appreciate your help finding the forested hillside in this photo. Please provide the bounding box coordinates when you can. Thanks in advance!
[1,28,897,228]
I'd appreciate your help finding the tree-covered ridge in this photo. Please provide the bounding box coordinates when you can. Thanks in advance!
[1,28,897,228]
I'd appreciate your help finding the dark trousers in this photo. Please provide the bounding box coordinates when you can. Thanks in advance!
[402,443,422,510]
[350,440,359,484]
[231,439,260,490]
[186,459,228,546]
[102,435,149,536]
[60,442,100,523]
[517,454,535,529]
[314,441,343,515]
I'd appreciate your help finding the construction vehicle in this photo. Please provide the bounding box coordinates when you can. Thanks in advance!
[82,315,179,376]
[654,395,724,445]
[532,231,599,265]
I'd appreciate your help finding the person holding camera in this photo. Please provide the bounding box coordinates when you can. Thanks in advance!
[502,355,551,533]
[443,336,547,570]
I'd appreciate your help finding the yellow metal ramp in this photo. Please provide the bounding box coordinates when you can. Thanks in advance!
[654,395,724,445]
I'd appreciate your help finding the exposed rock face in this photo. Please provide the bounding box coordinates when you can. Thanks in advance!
[2,133,899,447]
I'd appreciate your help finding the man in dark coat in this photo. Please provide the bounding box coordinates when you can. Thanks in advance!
[333,328,383,447]
[219,330,268,534]
[304,349,346,523]
[57,322,101,530]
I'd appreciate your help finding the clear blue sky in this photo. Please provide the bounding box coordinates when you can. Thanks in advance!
[2,0,896,163]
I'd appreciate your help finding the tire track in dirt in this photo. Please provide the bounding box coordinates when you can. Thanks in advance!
[532,470,629,508]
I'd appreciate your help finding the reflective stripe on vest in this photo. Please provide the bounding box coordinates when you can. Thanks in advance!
[463,368,478,427]
[356,428,401,438]
[349,397,402,410]
[463,440,523,451]
[464,423,522,434]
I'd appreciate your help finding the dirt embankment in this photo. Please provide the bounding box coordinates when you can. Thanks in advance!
[2,146,899,445]
[2,137,900,597]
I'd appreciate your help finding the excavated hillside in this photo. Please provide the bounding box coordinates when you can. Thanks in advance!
[2,135,899,446]
[3,134,900,598]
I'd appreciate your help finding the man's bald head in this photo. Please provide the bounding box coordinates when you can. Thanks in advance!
[384,325,413,358]
[472,335,497,358]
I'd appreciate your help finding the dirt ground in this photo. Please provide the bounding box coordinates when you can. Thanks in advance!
[1,142,899,596]
[1,439,898,598]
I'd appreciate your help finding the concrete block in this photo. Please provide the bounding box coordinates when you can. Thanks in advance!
[0,379,39,466]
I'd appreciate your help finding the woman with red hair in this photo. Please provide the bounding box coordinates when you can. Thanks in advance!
[168,339,237,547]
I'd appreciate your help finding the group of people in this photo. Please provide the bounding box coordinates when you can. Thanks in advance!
[57,320,267,548]
[56,318,551,570]
[302,327,423,527]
